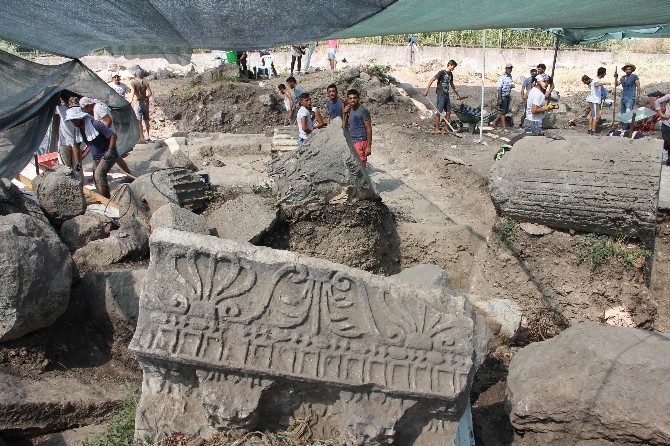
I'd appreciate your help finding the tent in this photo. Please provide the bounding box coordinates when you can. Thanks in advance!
[549,25,670,45]
[1,0,669,178]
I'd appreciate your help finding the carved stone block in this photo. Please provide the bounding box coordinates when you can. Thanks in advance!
[130,229,489,444]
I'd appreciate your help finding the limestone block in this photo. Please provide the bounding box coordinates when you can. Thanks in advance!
[507,323,670,445]
[0,372,125,436]
[32,165,86,225]
[467,296,522,337]
[0,213,72,341]
[150,203,210,235]
[206,194,276,243]
[59,211,114,251]
[72,219,149,275]
[130,229,490,444]
[115,168,209,225]
[490,136,662,240]
[79,267,146,325]
[268,117,378,206]
[164,150,198,171]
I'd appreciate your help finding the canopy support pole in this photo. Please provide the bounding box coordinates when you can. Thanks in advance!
[550,35,559,80]
[479,29,486,144]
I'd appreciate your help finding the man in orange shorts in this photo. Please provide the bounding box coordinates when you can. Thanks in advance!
[344,89,372,167]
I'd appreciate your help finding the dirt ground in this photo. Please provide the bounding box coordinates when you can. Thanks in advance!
[5,58,670,445]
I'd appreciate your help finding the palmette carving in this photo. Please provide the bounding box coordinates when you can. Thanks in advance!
[132,239,475,399]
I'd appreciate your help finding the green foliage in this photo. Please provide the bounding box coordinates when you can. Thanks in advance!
[351,30,561,49]
[204,188,219,201]
[89,383,140,446]
[251,183,272,195]
[573,234,654,271]
[495,214,518,247]
[363,62,396,85]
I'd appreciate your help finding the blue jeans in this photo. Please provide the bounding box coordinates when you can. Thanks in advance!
[620,98,635,114]
[436,94,453,113]
[524,119,542,134]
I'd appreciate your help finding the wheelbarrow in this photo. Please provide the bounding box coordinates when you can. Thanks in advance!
[452,104,495,134]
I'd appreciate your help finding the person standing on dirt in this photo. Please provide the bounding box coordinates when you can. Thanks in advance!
[491,63,515,133]
[519,68,538,127]
[286,76,305,124]
[296,92,323,144]
[536,64,554,99]
[344,89,372,167]
[327,39,339,70]
[129,69,153,143]
[108,74,129,98]
[55,93,80,171]
[654,93,670,166]
[236,51,248,78]
[290,45,305,76]
[303,42,317,74]
[583,67,611,135]
[423,60,462,135]
[525,74,554,135]
[65,107,118,198]
[79,97,133,178]
[278,84,294,126]
[616,63,641,129]
[325,84,344,123]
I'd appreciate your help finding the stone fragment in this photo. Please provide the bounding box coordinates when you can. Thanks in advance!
[206,194,276,243]
[366,86,396,103]
[59,211,114,251]
[79,267,146,325]
[31,165,86,225]
[467,296,522,337]
[115,168,209,225]
[359,72,371,81]
[0,178,46,221]
[507,323,670,445]
[130,229,490,443]
[519,222,553,236]
[0,372,125,437]
[165,150,198,171]
[268,117,378,206]
[490,136,661,240]
[0,213,72,341]
[72,219,149,275]
[150,203,210,235]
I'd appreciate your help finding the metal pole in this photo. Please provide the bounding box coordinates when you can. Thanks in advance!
[550,35,559,80]
[480,29,486,143]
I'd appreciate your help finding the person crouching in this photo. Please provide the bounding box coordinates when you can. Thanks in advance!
[65,107,119,198]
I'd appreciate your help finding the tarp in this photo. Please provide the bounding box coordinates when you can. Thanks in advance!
[1,0,670,59]
[549,25,670,45]
[0,50,139,179]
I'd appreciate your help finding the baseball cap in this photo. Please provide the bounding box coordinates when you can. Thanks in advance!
[505,63,513,68]
[78,97,96,107]
[536,73,549,82]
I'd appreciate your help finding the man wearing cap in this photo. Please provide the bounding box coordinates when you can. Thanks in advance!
[536,64,555,99]
[615,64,640,126]
[519,68,538,127]
[525,74,554,135]
[491,63,515,133]
[129,69,153,143]
[65,107,119,198]
[79,97,133,178]
[108,74,130,98]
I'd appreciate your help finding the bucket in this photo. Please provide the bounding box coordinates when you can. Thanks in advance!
[226,51,238,63]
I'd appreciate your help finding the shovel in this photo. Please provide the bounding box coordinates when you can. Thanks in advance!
[424,97,463,138]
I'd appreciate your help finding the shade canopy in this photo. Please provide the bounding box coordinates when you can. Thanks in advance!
[1,0,669,59]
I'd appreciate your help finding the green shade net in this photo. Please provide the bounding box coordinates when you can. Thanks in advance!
[549,25,670,45]
[0,50,139,179]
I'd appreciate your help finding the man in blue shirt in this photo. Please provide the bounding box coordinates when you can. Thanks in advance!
[325,84,344,123]
[344,89,372,167]
[491,63,515,133]
[616,64,641,129]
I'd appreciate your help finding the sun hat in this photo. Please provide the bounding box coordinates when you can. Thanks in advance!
[64,107,90,121]
[621,63,636,72]
[78,97,97,108]
[505,63,513,68]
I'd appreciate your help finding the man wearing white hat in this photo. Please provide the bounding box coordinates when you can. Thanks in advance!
[65,107,118,198]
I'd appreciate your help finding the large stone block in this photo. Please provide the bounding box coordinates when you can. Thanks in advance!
[490,136,662,241]
[59,211,114,251]
[32,165,86,225]
[507,323,670,445]
[206,194,277,243]
[268,117,378,206]
[130,229,490,444]
[150,203,210,235]
[0,213,72,341]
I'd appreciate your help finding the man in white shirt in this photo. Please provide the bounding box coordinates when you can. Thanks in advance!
[525,74,554,134]
[108,74,130,97]
[55,93,80,170]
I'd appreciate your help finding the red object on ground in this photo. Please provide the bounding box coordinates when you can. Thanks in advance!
[36,152,59,169]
